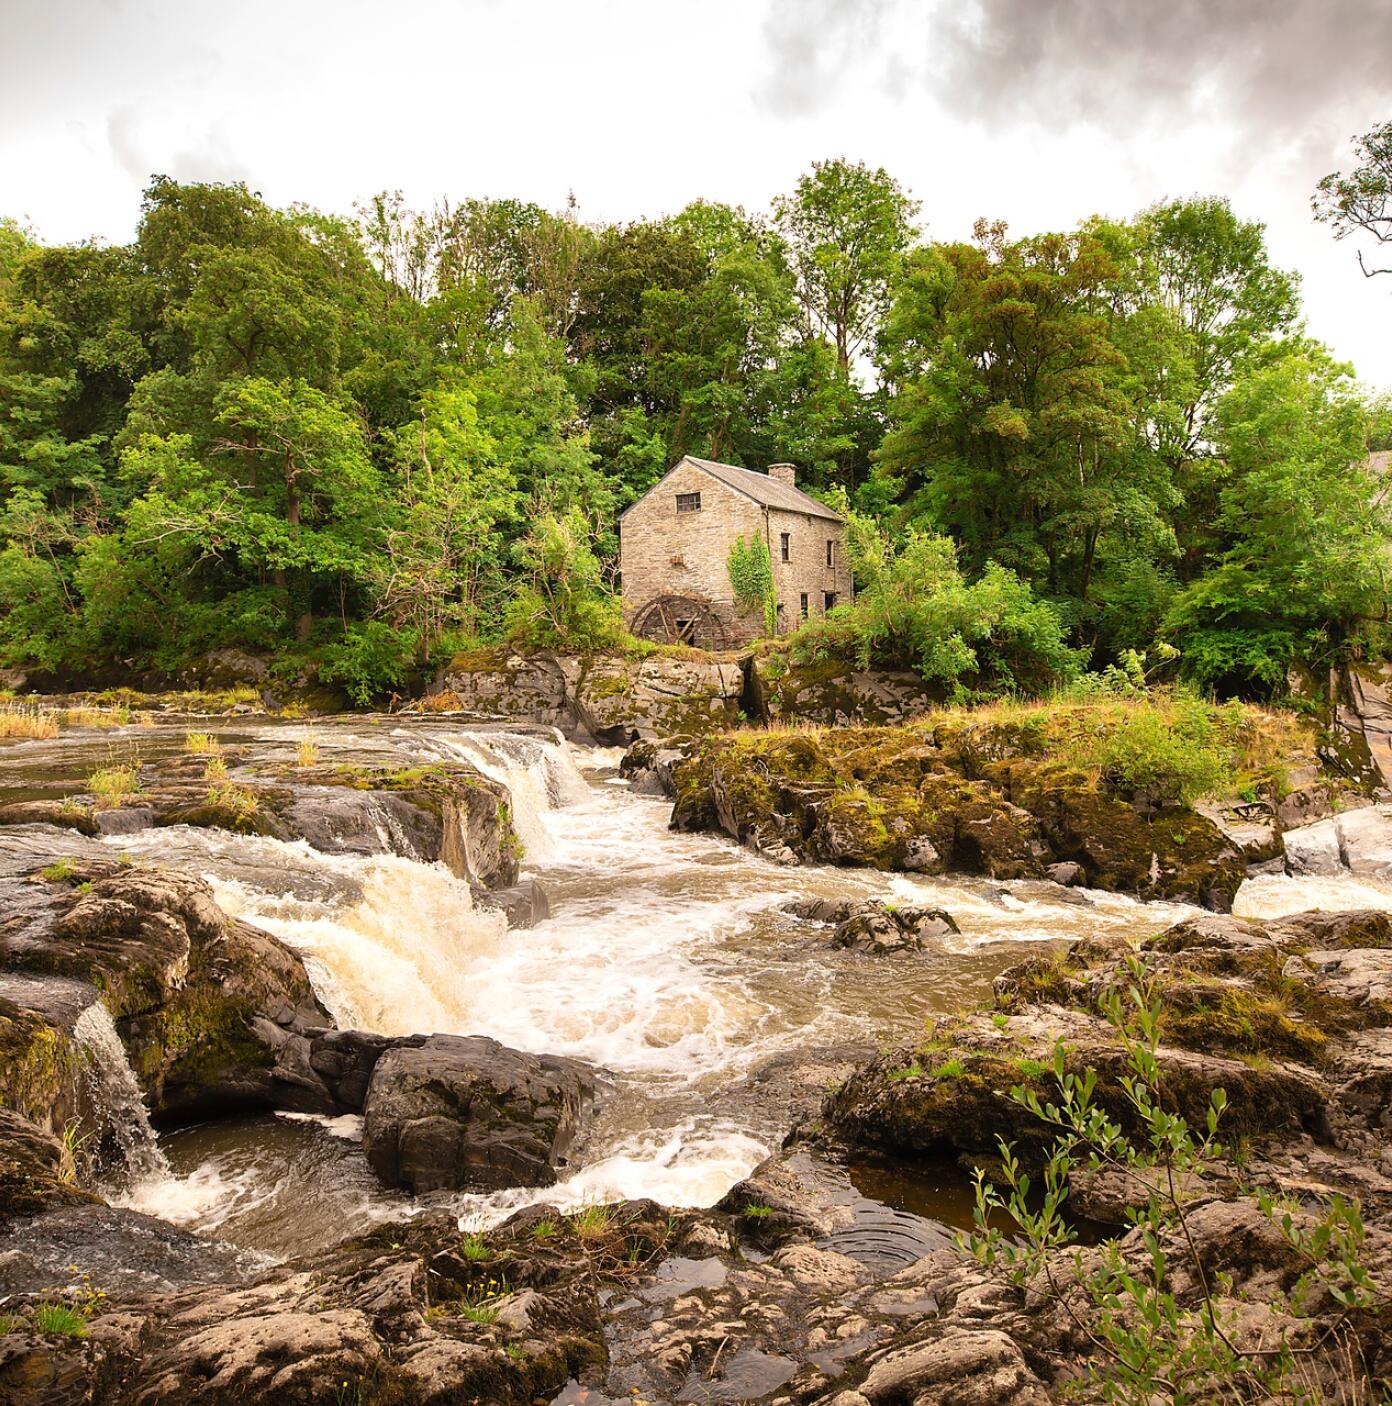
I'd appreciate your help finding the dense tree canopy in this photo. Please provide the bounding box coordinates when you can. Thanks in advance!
[0,150,1387,702]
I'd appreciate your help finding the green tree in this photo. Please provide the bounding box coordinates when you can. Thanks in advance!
[1165,345,1388,693]
[377,383,519,657]
[773,159,919,375]
[505,508,624,650]
[878,224,1161,627]
[1315,121,1392,281]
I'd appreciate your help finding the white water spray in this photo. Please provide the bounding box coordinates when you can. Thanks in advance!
[73,1000,169,1186]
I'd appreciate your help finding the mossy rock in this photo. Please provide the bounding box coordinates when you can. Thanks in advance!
[0,1002,83,1133]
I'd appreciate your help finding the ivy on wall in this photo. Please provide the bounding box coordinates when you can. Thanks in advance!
[727,535,779,636]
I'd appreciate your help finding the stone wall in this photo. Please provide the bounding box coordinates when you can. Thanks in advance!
[619,460,766,646]
[767,505,854,630]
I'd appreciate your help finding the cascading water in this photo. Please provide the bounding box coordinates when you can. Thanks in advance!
[409,725,590,859]
[47,711,1392,1259]
[72,999,169,1187]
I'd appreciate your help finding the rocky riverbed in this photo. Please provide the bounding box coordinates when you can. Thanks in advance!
[3,703,1392,1402]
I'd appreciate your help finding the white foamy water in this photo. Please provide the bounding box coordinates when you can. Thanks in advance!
[74,999,169,1186]
[75,715,1392,1253]
[1235,871,1392,920]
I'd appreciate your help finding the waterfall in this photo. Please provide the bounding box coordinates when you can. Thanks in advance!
[72,1000,169,1187]
[410,727,590,860]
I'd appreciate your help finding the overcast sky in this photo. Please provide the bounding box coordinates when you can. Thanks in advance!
[4,0,1389,387]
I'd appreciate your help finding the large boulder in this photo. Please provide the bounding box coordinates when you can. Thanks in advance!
[1283,805,1392,880]
[361,1034,596,1194]
[747,653,938,726]
[0,756,525,891]
[571,656,744,744]
[437,649,745,743]
[0,1207,618,1406]
[436,650,573,728]
[783,897,959,954]
[672,726,1246,907]
[0,862,329,1126]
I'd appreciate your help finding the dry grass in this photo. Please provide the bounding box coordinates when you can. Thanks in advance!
[184,731,221,754]
[204,754,228,781]
[0,705,60,740]
[61,705,131,729]
[295,737,320,768]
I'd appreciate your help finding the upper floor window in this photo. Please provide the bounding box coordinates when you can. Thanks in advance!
[779,532,790,562]
[676,492,702,513]
[826,539,835,568]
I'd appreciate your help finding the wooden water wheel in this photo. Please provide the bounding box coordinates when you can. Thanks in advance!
[631,594,728,649]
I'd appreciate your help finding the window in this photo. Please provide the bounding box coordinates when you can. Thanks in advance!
[799,593,809,619]
[779,532,790,562]
[824,591,838,612]
[676,492,701,513]
[826,539,835,568]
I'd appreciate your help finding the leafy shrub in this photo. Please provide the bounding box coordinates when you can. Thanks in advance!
[791,521,1083,697]
[970,958,1385,1404]
[319,621,417,706]
[504,509,625,651]
[1072,696,1231,803]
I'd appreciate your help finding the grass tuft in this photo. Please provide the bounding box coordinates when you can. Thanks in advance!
[88,763,140,808]
[0,704,60,740]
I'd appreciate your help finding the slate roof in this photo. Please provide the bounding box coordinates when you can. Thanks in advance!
[678,456,844,522]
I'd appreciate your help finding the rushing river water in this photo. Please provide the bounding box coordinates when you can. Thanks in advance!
[6,713,1392,1262]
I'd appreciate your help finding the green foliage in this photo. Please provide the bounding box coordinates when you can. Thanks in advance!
[1315,121,1392,281]
[726,534,778,636]
[1068,694,1234,803]
[791,517,1082,696]
[1163,345,1390,694]
[319,621,418,706]
[30,1302,88,1338]
[0,172,1383,701]
[504,509,624,651]
[970,957,1384,1404]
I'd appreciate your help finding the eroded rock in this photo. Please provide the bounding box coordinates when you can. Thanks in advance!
[362,1034,596,1193]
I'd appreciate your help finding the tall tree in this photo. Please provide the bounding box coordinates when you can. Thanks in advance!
[1315,121,1392,280]
[773,159,919,375]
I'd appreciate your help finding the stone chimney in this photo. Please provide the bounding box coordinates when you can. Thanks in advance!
[767,462,797,488]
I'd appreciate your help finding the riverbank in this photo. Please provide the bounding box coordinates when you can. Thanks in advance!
[3,706,1392,1402]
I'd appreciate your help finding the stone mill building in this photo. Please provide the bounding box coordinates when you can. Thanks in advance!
[618,457,853,648]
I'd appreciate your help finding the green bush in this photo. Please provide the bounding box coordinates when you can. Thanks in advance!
[504,509,625,651]
[1073,697,1231,803]
[319,621,418,706]
[970,958,1384,1404]
[790,521,1083,697]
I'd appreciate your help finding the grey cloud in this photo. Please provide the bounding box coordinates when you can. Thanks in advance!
[756,0,895,116]
[106,106,150,183]
[757,0,1392,143]
[106,106,251,189]
[168,123,252,187]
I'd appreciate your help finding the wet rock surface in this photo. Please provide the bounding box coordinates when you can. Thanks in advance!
[784,897,960,954]
[0,753,524,893]
[361,1034,597,1193]
[0,860,329,1128]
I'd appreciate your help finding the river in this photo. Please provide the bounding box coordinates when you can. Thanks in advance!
[5,713,1388,1262]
